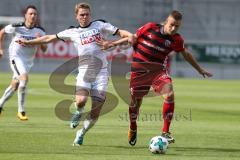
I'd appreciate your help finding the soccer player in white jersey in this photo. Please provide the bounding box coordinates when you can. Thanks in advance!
[16,3,133,145]
[0,5,47,120]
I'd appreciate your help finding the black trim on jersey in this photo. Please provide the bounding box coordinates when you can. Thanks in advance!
[77,19,108,28]
[113,29,119,36]
[11,60,20,76]
[78,23,91,28]
[12,22,24,27]
[56,34,65,42]
[68,26,77,29]
[35,26,45,32]
[12,22,45,32]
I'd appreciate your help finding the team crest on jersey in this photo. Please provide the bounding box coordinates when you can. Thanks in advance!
[80,29,102,45]
[164,40,171,47]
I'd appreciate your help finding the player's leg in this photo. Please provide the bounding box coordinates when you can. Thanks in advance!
[0,59,22,116]
[71,69,91,129]
[11,58,30,120]
[0,78,19,115]
[73,68,108,146]
[70,88,89,129]
[153,73,175,143]
[128,71,151,146]
[73,92,105,146]
[161,83,175,143]
[17,73,29,120]
[128,95,142,146]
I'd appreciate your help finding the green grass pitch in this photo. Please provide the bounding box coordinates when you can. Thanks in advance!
[0,72,240,160]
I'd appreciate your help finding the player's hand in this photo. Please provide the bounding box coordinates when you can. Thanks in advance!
[128,34,137,45]
[199,69,213,78]
[0,49,4,59]
[96,39,114,50]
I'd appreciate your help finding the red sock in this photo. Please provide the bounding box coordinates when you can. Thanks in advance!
[162,101,174,133]
[129,106,139,130]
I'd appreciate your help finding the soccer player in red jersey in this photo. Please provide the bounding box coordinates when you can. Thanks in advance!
[97,10,212,146]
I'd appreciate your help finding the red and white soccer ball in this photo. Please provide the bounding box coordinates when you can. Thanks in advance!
[149,136,169,154]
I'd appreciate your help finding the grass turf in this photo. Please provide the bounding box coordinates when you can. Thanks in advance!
[0,72,240,160]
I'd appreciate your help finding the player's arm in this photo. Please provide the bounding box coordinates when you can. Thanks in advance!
[116,29,136,44]
[35,33,48,52]
[0,28,6,58]
[96,33,136,50]
[16,34,58,46]
[180,48,213,78]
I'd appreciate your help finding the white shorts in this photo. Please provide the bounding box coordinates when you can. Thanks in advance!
[76,67,109,98]
[9,57,32,79]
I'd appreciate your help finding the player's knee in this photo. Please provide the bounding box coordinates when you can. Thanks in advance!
[130,97,142,108]
[91,96,105,120]
[92,96,105,106]
[76,96,88,108]
[18,80,28,91]
[11,81,19,91]
[163,91,174,102]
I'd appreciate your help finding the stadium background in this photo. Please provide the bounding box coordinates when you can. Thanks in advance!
[0,1,240,160]
[0,0,240,78]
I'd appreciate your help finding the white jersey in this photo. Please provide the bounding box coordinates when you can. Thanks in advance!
[56,20,118,69]
[4,23,46,67]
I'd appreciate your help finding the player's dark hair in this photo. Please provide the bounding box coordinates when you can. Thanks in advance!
[75,3,91,14]
[169,10,182,20]
[24,5,38,14]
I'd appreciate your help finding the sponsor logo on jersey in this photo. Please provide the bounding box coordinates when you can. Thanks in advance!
[142,40,165,52]
[20,35,36,40]
[80,29,102,45]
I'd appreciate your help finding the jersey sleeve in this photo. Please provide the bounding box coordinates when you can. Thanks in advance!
[56,29,73,41]
[173,36,185,52]
[4,24,16,34]
[102,22,119,36]
[136,22,154,37]
[38,29,46,37]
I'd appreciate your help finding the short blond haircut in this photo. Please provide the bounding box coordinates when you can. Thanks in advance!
[75,3,91,14]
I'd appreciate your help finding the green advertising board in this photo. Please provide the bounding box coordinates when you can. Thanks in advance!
[176,44,240,64]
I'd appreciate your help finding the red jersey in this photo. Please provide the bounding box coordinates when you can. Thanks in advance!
[132,22,185,67]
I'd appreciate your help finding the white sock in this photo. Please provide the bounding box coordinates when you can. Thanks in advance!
[0,86,15,108]
[18,80,27,113]
[75,102,85,114]
[78,118,96,137]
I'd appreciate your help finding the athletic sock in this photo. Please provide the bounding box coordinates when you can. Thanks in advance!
[0,86,15,108]
[162,101,174,133]
[18,80,28,113]
[129,106,139,130]
[79,118,96,137]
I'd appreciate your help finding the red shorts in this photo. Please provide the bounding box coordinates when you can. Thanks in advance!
[130,63,172,98]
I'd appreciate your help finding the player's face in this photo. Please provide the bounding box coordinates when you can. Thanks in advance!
[164,16,181,35]
[25,8,38,25]
[76,8,91,27]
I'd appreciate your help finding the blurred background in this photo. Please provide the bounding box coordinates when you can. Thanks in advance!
[0,0,240,79]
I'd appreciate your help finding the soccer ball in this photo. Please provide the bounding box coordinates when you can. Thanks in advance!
[149,136,169,154]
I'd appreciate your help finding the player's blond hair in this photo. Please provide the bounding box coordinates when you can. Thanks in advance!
[75,3,91,14]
